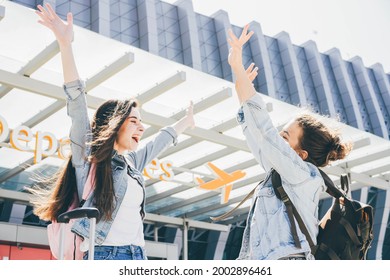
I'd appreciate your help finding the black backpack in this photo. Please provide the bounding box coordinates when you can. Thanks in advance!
[271,169,374,260]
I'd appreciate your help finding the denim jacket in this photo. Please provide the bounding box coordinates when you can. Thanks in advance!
[236,93,325,260]
[62,80,177,245]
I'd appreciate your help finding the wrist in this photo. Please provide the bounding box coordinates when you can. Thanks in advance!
[183,116,194,127]
[231,63,245,72]
[58,42,73,51]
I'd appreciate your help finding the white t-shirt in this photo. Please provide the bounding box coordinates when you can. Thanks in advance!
[103,175,145,246]
[81,174,145,251]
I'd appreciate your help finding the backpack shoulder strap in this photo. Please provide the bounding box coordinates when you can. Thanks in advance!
[318,169,347,199]
[210,180,262,222]
[210,186,256,222]
[271,169,315,249]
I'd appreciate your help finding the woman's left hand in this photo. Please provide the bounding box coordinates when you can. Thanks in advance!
[36,4,74,49]
[185,101,195,129]
[227,24,254,70]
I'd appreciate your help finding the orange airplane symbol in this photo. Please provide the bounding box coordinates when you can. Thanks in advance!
[196,162,246,204]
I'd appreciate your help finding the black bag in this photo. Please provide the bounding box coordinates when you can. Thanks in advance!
[271,169,374,260]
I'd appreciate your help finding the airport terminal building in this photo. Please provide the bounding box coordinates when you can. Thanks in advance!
[0,0,389,260]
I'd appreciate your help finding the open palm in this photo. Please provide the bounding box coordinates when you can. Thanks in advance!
[36,4,73,47]
[185,101,195,129]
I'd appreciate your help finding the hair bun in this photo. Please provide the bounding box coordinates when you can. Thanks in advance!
[328,141,352,161]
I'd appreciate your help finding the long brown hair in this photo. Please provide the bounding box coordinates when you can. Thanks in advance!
[295,114,353,167]
[28,157,77,221]
[29,98,138,221]
[89,99,138,220]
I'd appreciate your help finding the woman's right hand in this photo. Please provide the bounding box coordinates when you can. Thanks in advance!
[36,4,74,48]
[227,24,254,71]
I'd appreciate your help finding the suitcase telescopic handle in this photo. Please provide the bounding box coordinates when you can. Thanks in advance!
[57,207,99,260]
[57,207,100,223]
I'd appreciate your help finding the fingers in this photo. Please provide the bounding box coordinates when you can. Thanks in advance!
[36,11,52,29]
[37,19,52,29]
[228,24,253,48]
[36,5,51,22]
[241,24,254,44]
[36,4,46,14]
[67,12,73,27]
[246,30,254,42]
[228,29,239,41]
[37,4,54,21]
[227,29,239,49]
[186,100,195,129]
[45,3,58,20]
[248,68,258,81]
[36,4,56,29]
[188,100,194,113]
[37,3,70,24]
[246,63,258,82]
[246,63,255,74]
[239,24,249,41]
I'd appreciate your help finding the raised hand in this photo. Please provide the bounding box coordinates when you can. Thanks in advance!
[185,101,195,130]
[227,24,257,104]
[36,4,73,48]
[227,24,254,71]
[36,4,79,83]
[172,101,195,135]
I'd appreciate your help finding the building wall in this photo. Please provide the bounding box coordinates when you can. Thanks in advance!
[0,244,54,260]
[11,0,390,138]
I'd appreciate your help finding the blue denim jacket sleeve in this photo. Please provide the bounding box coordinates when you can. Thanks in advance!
[127,127,178,171]
[237,93,312,185]
[63,80,92,199]
[63,80,91,168]
[237,104,272,173]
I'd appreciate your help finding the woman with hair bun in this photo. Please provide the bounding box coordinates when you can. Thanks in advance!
[227,24,352,260]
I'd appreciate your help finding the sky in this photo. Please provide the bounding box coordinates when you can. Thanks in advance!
[164,0,390,73]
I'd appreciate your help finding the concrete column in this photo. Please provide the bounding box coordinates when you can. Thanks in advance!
[137,0,159,55]
[372,190,390,260]
[248,21,276,98]
[175,0,202,70]
[372,64,390,109]
[302,40,337,117]
[372,63,390,138]
[173,228,183,259]
[9,204,27,224]
[350,57,388,138]
[91,0,110,37]
[325,48,364,130]
[210,230,229,260]
[183,220,188,260]
[212,10,232,81]
[275,31,307,107]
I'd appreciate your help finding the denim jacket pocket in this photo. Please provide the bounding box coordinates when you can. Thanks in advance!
[256,186,282,215]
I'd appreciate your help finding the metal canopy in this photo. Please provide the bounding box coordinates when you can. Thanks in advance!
[0,2,389,229]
